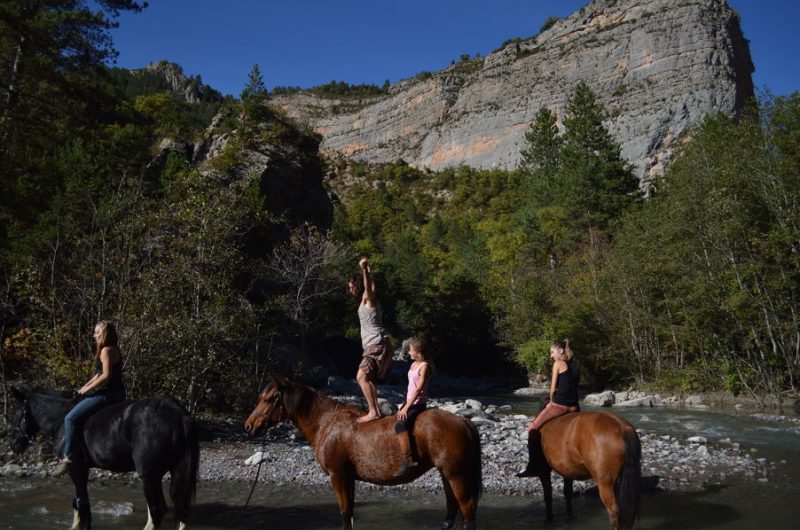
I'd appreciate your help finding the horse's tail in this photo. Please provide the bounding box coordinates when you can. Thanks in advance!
[171,414,199,523]
[465,418,483,501]
[615,427,641,530]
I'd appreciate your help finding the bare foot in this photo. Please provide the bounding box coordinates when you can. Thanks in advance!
[357,412,382,423]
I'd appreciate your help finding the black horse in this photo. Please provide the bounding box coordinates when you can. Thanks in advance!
[10,386,199,530]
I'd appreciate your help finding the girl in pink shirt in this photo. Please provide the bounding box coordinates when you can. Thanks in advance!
[394,337,433,473]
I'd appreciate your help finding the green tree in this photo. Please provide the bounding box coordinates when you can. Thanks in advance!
[122,166,271,411]
[241,64,267,101]
[603,97,800,396]
[559,81,640,232]
[520,107,561,181]
[0,0,145,156]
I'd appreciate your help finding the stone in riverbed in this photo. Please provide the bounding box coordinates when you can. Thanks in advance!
[464,399,483,410]
[615,396,657,407]
[584,390,616,407]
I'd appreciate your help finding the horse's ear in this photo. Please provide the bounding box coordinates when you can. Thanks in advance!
[275,376,290,391]
[10,384,31,402]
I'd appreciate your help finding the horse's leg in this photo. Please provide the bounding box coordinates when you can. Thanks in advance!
[439,471,458,529]
[444,475,478,530]
[329,471,355,530]
[539,471,553,522]
[564,478,574,518]
[70,464,91,530]
[141,473,168,530]
[597,479,620,530]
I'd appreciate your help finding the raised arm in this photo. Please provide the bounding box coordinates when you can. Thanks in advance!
[359,258,377,306]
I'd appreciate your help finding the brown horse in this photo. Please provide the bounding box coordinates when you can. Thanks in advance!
[244,378,482,530]
[532,410,641,530]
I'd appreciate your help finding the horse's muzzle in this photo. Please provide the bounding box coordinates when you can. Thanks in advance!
[244,415,262,435]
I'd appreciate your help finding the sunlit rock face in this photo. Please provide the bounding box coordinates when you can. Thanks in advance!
[274,0,753,185]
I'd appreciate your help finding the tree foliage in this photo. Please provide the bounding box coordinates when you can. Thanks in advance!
[2,7,797,410]
[603,98,800,395]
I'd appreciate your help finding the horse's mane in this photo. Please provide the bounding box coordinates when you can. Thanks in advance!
[32,387,74,399]
[283,381,363,417]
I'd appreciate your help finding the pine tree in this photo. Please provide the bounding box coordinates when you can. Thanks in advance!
[241,64,267,101]
[520,107,561,176]
[559,81,640,231]
[0,0,146,157]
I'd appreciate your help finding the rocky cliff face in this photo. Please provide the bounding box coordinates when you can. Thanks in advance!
[273,0,753,184]
[136,61,222,105]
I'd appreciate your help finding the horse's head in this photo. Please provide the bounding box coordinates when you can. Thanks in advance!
[9,385,34,453]
[244,377,288,435]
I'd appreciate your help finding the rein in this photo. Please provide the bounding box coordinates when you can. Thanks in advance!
[244,391,284,507]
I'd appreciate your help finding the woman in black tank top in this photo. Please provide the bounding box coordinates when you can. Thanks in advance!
[516,339,580,477]
[55,321,126,474]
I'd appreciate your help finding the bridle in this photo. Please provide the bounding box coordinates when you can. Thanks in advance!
[253,390,286,427]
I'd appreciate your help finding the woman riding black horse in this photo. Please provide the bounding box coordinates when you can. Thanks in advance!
[56,320,126,475]
[11,386,199,530]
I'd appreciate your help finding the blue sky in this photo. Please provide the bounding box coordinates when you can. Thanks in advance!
[110,1,799,97]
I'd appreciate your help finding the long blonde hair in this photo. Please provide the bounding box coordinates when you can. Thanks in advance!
[94,321,119,360]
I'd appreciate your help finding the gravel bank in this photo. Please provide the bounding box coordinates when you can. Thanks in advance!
[1,387,775,497]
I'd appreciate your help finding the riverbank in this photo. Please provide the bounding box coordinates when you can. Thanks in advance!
[0,384,778,498]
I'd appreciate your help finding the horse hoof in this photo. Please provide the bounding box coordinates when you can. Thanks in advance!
[440,520,455,530]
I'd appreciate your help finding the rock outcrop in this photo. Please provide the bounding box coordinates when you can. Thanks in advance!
[135,60,223,105]
[273,0,754,184]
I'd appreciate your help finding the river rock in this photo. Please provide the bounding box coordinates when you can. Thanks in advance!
[464,399,483,410]
[378,398,396,416]
[455,408,494,421]
[685,395,705,407]
[687,436,707,444]
[511,387,549,397]
[584,390,616,407]
[245,451,273,465]
[469,416,498,426]
[615,395,656,407]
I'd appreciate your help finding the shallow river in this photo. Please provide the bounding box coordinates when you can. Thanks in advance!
[1,402,798,529]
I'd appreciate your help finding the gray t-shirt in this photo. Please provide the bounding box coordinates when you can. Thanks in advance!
[358,302,386,348]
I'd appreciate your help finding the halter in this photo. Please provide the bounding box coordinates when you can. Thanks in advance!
[255,390,285,426]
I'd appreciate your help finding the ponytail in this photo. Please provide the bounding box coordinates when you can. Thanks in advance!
[551,338,574,360]
[561,338,574,360]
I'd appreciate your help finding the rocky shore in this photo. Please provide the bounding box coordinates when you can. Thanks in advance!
[0,380,780,498]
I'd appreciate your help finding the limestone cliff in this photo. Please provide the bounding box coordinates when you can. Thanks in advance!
[273,0,753,183]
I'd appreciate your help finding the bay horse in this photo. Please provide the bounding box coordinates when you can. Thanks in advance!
[10,386,199,530]
[532,410,641,530]
[244,378,482,530]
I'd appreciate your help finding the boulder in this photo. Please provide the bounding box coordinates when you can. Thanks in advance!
[584,390,616,407]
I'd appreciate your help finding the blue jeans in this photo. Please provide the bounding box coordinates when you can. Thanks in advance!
[62,390,124,459]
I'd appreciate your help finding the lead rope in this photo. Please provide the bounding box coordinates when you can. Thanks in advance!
[243,394,282,507]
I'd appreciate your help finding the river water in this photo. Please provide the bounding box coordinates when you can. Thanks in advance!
[1,403,798,529]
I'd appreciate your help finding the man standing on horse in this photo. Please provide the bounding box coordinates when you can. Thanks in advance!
[349,257,392,422]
